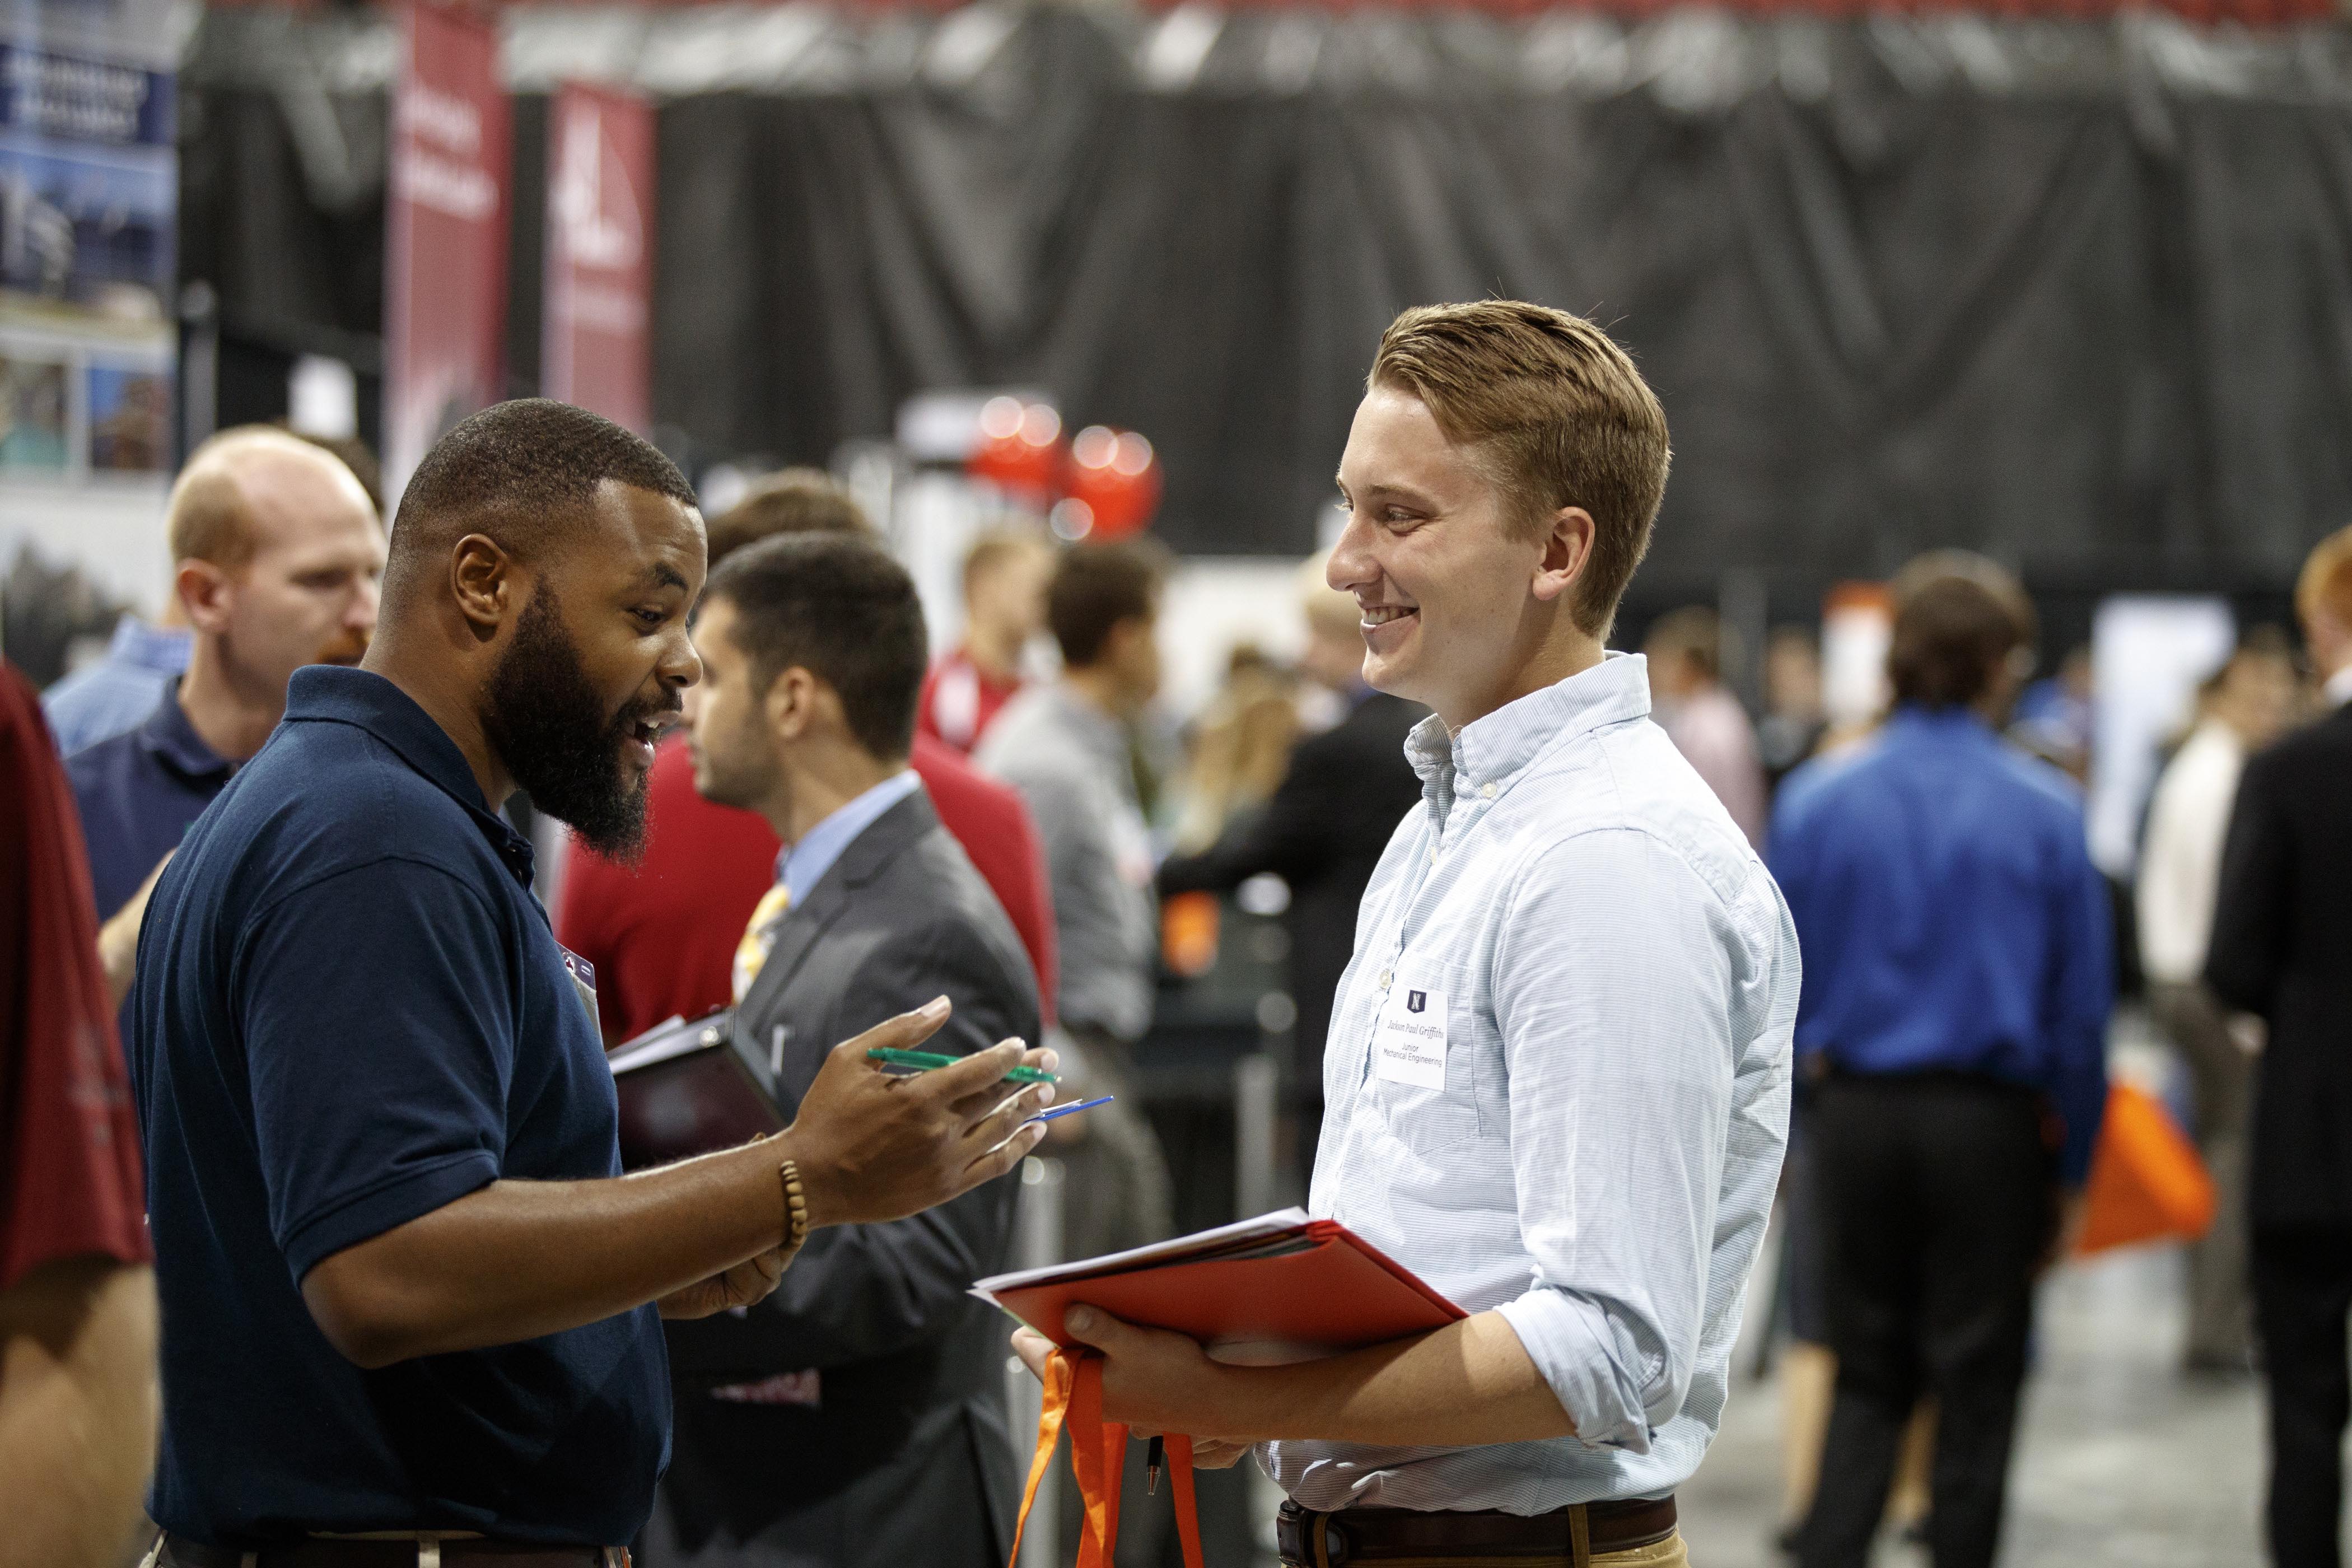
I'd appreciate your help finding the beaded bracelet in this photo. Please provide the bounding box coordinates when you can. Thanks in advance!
[778,1156,811,1254]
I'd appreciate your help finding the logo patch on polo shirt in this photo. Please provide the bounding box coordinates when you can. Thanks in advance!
[557,945,599,1034]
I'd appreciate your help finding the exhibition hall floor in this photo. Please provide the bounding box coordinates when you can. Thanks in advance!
[1681,1244,2267,1567]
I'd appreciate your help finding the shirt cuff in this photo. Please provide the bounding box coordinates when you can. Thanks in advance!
[279,1150,501,1285]
[1492,1288,1655,1455]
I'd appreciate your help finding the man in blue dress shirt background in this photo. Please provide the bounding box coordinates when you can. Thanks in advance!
[1771,554,2113,1568]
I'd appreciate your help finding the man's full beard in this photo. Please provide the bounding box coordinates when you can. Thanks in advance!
[482,586,661,863]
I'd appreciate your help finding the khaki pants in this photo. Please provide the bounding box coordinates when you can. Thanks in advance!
[1342,1530,1691,1567]
[2148,981,2254,1364]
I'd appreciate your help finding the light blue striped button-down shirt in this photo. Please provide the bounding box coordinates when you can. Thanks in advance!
[1263,652,1798,1512]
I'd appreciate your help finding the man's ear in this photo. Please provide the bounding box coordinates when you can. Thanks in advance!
[176,559,234,634]
[764,666,821,743]
[1530,506,1597,605]
[450,534,519,641]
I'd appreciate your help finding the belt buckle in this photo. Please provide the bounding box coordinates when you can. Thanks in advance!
[1275,1507,1350,1568]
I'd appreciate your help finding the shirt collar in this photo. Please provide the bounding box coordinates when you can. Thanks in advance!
[778,769,923,904]
[2326,664,2352,710]
[137,678,236,784]
[109,615,193,676]
[1047,681,1129,758]
[283,665,538,886]
[1404,651,1653,801]
[1884,703,2000,743]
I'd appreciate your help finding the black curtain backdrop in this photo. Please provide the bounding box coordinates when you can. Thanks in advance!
[178,7,2352,591]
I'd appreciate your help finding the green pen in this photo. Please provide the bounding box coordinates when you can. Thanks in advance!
[866,1046,1058,1086]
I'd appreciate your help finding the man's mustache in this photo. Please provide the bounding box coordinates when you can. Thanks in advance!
[622,694,686,735]
[316,628,371,666]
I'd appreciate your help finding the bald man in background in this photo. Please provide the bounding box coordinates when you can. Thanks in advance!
[67,427,384,1004]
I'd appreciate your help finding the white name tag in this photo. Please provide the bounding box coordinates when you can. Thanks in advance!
[1372,969,1448,1090]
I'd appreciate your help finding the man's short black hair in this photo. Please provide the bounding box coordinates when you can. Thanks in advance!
[386,399,698,603]
[703,533,927,762]
[1048,540,1167,669]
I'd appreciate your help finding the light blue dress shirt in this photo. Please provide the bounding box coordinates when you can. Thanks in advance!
[776,770,923,906]
[1263,652,1799,1513]
[43,616,193,756]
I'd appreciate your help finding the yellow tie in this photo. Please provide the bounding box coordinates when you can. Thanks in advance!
[732,881,793,1003]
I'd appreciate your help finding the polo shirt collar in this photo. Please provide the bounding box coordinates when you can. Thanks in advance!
[284,665,538,886]
[138,678,236,785]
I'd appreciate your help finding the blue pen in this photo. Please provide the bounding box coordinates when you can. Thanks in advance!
[1028,1095,1114,1124]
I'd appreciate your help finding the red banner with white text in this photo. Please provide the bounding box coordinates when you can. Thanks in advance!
[384,4,511,498]
[543,82,654,434]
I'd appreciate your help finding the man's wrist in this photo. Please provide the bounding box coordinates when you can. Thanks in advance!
[764,1130,839,1231]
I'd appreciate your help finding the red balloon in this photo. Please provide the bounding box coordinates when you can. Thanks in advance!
[965,396,1066,505]
[1063,425,1162,540]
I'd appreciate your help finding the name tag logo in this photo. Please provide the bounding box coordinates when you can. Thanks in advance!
[1373,971,1447,1090]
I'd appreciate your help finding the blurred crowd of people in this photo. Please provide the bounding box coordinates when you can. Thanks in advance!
[7,391,2352,1568]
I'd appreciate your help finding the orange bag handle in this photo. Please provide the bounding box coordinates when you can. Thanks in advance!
[1010,1350,1205,1568]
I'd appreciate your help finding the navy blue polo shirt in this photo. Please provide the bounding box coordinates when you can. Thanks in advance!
[125,665,670,1547]
[65,679,236,919]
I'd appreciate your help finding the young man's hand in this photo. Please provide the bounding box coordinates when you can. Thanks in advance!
[1011,1306,1231,1438]
[777,998,1058,1228]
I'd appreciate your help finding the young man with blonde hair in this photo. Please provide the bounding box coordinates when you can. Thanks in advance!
[2209,523,2352,1568]
[1014,301,1798,1568]
[920,526,1053,755]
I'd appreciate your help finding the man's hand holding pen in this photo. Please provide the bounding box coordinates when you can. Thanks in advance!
[777,997,1060,1229]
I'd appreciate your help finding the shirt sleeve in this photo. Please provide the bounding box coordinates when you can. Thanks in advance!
[235,856,514,1284]
[2045,814,2115,1187]
[2205,754,2289,1018]
[1487,828,1744,1454]
[0,665,148,1290]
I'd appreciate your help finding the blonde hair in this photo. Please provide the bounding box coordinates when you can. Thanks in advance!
[2297,525,2352,633]
[963,525,1051,600]
[1298,552,1360,641]
[1369,300,1671,640]
[165,426,368,570]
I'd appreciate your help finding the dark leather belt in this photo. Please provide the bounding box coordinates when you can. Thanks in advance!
[1277,1496,1677,1566]
[155,1534,623,1568]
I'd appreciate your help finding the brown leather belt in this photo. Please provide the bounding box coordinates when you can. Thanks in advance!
[1277,1496,1677,1566]
[155,1535,624,1568]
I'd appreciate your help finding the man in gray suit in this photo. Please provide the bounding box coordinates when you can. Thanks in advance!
[648,533,1042,1568]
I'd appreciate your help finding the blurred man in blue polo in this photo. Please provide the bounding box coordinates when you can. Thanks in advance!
[43,603,190,757]
[1014,301,1799,1568]
[66,427,384,1006]
[1774,554,2112,1568]
[125,399,1054,1567]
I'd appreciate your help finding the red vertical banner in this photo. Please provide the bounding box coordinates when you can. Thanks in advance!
[543,83,654,434]
[384,4,511,498]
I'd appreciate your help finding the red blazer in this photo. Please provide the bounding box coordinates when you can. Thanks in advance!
[556,733,1058,1044]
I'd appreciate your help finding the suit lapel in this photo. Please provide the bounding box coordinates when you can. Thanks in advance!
[734,790,946,1050]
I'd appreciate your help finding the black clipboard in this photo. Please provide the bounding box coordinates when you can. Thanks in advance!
[605,1009,788,1169]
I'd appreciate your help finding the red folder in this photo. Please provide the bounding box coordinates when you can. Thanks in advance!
[973,1207,1464,1361]
[979,1211,1464,1568]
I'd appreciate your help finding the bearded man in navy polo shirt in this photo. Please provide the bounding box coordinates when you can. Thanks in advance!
[125,400,1056,1566]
